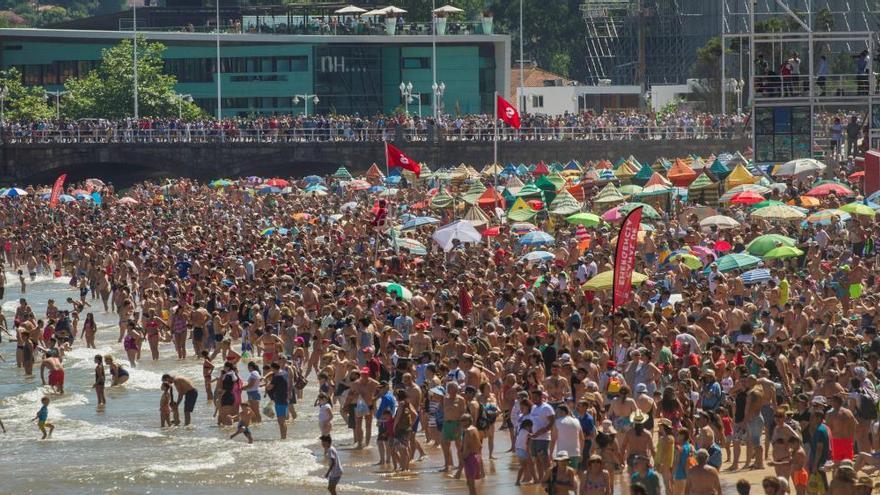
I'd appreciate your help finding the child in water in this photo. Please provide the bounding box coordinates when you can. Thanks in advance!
[230,403,255,444]
[160,383,173,427]
[32,396,54,439]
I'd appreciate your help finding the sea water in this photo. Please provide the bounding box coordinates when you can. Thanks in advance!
[0,272,360,495]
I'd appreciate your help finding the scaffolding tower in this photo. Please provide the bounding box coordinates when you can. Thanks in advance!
[580,0,720,86]
[721,0,879,163]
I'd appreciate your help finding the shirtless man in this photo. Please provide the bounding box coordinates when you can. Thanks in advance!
[826,395,857,466]
[331,348,353,406]
[743,375,766,469]
[455,414,484,495]
[543,362,571,404]
[189,302,210,357]
[346,367,379,448]
[162,374,198,426]
[402,372,426,460]
[441,381,467,472]
[40,354,65,394]
[685,449,722,495]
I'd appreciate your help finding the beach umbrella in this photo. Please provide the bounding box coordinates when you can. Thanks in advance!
[258,186,281,194]
[332,166,353,179]
[210,179,233,188]
[347,179,371,191]
[750,204,806,220]
[303,175,324,184]
[519,231,555,246]
[335,4,367,14]
[391,237,427,255]
[519,251,556,263]
[379,282,413,301]
[601,207,626,223]
[730,190,765,205]
[678,206,718,222]
[746,234,796,256]
[565,213,601,227]
[741,268,772,285]
[719,184,771,203]
[260,227,279,236]
[712,253,761,272]
[340,201,358,212]
[805,209,850,225]
[699,215,740,230]
[510,222,538,235]
[840,202,876,217]
[620,184,644,196]
[806,182,854,197]
[304,184,328,193]
[713,240,732,252]
[118,197,139,205]
[689,245,717,262]
[849,170,865,181]
[379,188,399,197]
[751,200,785,209]
[774,158,826,177]
[792,196,821,208]
[303,189,328,197]
[368,185,386,194]
[265,178,289,187]
[668,252,703,269]
[583,270,649,291]
[618,202,661,220]
[432,220,482,251]
[764,246,805,260]
[401,216,440,230]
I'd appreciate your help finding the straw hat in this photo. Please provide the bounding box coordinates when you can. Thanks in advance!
[599,419,617,435]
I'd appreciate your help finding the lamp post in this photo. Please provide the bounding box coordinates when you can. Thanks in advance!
[292,94,319,117]
[431,81,446,118]
[431,0,437,119]
[173,93,193,119]
[399,81,411,115]
[132,0,138,120]
[0,86,7,129]
[215,0,222,123]
[46,90,67,120]
[733,79,745,115]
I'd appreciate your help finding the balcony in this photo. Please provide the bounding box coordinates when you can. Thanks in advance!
[118,19,500,37]
[753,73,878,103]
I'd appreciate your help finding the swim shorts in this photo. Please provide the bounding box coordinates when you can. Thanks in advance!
[463,454,483,480]
[530,439,550,457]
[441,419,461,442]
[246,390,260,401]
[184,389,198,413]
[831,437,854,462]
[274,403,289,418]
[48,369,65,387]
[746,415,764,445]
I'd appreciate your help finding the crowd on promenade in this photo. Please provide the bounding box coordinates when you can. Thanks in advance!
[3,148,880,495]
[0,110,749,144]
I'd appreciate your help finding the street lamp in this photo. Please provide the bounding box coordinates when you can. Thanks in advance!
[171,93,193,119]
[432,81,446,118]
[733,79,745,115]
[46,90,67,120]
[0,86,8,129]
[400,81,412,114]
[292,94,319,117]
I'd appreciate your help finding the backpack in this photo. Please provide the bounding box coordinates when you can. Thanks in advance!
[857,388,878,420]
[475,403,499,431]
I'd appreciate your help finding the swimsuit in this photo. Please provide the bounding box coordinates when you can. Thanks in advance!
[48,369,64,387]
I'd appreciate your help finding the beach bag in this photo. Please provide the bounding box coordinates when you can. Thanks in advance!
[355,398,370,416]
[293,370,308,391]
[857,388,878,420]
[606,372,622,397]
[263,402,276,419]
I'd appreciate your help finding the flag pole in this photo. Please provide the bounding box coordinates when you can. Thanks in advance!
[493,91,499,211]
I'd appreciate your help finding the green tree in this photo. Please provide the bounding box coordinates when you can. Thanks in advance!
[392,0,486,22]
[690,36,726,112]
[62,37,203,119]
[0,67,53,120]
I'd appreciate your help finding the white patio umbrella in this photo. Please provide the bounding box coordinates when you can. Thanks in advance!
[699,214,741,230]
[433,4,464,14]
[432,220,482,252]
[334,5,367,14]
[774,158,826,177]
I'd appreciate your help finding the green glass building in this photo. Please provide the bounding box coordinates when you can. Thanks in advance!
[0,10,510,117]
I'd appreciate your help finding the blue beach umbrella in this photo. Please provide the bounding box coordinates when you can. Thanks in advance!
[741,268,771,285]
[519,231,555,246]
[402,216,440,231]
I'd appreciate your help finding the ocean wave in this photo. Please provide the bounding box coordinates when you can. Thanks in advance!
[144,449,236,474]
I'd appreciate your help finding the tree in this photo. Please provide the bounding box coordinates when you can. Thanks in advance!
[690,37,725,112]
[0,67,53,120]
[392,0,485,22]
[62,37,203,119]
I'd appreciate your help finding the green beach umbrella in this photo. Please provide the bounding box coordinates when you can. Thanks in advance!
[746,234,796,256]
[668,252,703,269]
[840,202,876,217]
[566,212,601,227]
[711,253,762,272]
[764,246,805,260]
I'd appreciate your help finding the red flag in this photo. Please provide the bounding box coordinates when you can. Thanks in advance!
[49,174,66,209]
[385,142,421,177]
[496,95,521,129]
[612,206,643,311]
[459,285,473,317]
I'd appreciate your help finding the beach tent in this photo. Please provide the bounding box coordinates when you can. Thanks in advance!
[709,158,731,180]
[430,188,454,209]
[532,161,550,176]
[688,173,720,206]
[507,197,537,221]
[593,182,626,206]
[652,158,672,172]
[365,163,385,181]
[463,205,490,227]
[545,172,567,190]
[644,172,673,188]
[566,183,586,202]
[725,164,757,189]
[480,163,503,177]
[460,180,487,205]
[595,159,613,170]
[549,189,581,215]
[516,182,544,200]
[563,160,582,172]
[667,159,698,187]
[614,163,637,184]
[632,163,655,186]
[477,187,505,210]
[534,175,558,204]
[332,166,353,180]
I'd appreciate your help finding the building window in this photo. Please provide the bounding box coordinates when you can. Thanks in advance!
[531,95,544,108]
[290,56,308,71]
[402,57,430,69]
[2,45,22,51]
